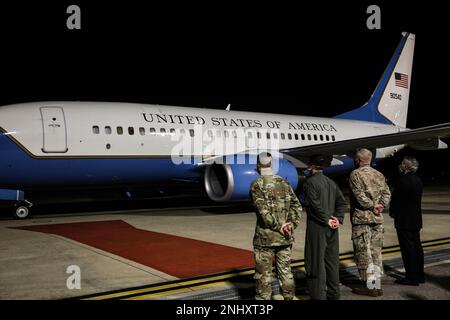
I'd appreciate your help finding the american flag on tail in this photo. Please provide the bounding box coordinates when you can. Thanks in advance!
[394,72,408,89]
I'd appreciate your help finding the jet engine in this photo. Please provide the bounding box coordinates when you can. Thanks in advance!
[204,158,298,202]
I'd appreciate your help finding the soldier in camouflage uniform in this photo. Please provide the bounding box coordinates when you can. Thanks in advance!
[250,152,303,300]
[349,148,391,297]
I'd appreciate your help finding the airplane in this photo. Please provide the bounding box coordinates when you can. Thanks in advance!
[1,32,449,219]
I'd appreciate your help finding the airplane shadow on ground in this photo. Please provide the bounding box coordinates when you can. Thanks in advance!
[336,262,369,297]
[402,293,427,300]
[198,268,310,300]
[203,257,450,300]
[223,269,311,300]
[200,204,254,215]
[381,263,425,300]
[383,262,450,292]
[425,272,450,293]
[419,263,450,296]
[383,263,404,281]
[128,204,255,217]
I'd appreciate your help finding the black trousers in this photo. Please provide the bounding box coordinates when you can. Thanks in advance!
[396,229,425,282]
[305,219,340,300]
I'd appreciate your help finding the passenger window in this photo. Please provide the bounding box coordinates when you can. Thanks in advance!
[216,130,221,138]
[170,128,175,135]
[180,128,185,136]
[150,128,156,134]
[105,126,112,135]
[128,127,135,135]
[331,135,336,141]
[281,133,285,140]
[139,127,145,136]
[307,134,311,140]
[273,132,278,139]
[160,128,166,135]
[301,134,305,140]
[117,127,123,135]
[325,135,330,141]
[189,129,195,137]
[294,133,298,140]
[288,133,292,140]
[313,134,317,141]
[257,132,261,139]
[320,135,324,141]
[266,132,271,139]
[224,131,229,138]
[247,131,253,139]
[92,126,100,134]
[232,130,237,138]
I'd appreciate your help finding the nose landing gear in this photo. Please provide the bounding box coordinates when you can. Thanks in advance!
[12,200,33,219]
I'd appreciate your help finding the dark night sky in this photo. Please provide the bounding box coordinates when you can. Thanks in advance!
[0,1,449,183]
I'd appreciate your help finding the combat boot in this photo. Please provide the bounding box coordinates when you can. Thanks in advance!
[352,287,378,297]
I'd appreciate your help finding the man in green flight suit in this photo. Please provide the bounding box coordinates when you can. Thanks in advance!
[250,152,303,300]
[303,154,347,300]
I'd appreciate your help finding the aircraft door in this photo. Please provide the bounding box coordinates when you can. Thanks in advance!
[40,107,68,153]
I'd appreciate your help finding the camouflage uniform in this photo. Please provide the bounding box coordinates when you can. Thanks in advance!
[349,165,391,281]
[251,174,303,300]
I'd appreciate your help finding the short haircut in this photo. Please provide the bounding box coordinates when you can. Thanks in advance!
[356,148,372,163]
[308,154,326,170]
[257,152,272,168]
[402,156,419,172]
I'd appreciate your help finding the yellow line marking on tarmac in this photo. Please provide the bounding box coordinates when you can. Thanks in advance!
[125,288,193,300]
[83,283,187,300]
[293,240,449,270]
[124,281,231,300]
[82,239,450,300]
[422,242,450,252]
[82,271,254,300]
[395,259,450,273]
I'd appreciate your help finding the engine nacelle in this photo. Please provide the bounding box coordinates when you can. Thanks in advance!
[204,158,298,202]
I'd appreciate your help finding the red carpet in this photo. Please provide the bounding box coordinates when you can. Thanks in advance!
[12,220,254,278]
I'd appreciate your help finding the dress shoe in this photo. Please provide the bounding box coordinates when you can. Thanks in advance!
[394,278,419,286]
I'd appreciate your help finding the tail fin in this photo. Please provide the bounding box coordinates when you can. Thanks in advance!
[335,32,415,128]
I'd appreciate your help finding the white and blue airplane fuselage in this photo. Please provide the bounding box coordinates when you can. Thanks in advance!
[1,32,449,218]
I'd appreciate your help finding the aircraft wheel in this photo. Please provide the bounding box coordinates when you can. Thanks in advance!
[12,204,30,219]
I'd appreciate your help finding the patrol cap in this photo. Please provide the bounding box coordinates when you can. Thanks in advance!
[257,152,272,167]
[308,154,327,167]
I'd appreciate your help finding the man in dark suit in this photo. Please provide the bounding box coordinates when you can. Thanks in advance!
[390,156,425,286]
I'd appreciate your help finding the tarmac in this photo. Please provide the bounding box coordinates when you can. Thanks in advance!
[0,186,449,300]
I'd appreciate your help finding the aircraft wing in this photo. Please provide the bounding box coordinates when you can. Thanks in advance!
[198,123,450,168]
[281,122,450,160]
